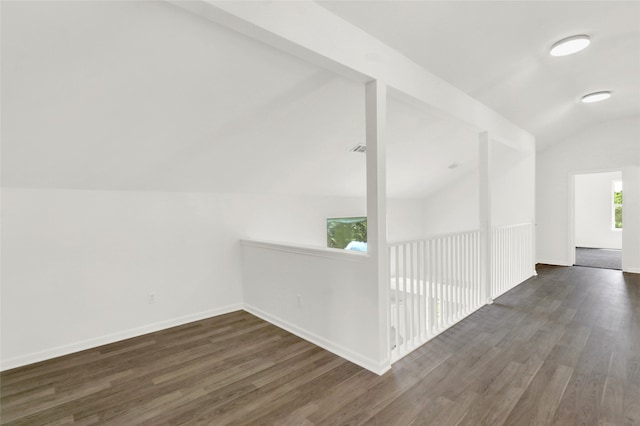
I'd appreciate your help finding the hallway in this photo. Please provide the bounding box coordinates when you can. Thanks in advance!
[575,247,623,270]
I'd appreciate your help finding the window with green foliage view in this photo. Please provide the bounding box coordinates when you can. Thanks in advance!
[327,217,367,249]
[613,180,623,230]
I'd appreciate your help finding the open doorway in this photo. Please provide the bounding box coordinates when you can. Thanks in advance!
[573,171,623,270]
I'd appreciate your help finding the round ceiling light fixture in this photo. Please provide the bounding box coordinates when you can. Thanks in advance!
[582,91,612,103]
[550,35,590,56]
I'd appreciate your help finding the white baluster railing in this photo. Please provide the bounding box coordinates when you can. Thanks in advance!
[490,223,535,299]
[389,230,482,362]
[389,223,535,363]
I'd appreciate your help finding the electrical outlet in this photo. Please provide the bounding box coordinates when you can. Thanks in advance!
[148,293,156,304]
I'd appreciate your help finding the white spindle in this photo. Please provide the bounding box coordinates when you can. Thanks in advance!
[403,244,408,353]
[388,225,532,363]
[411,242,420,345]
[428,238,435,335]
[489,223,535,299]
[419,240,426,340]
[464,233,469,313]
[437,238,443,330]
[407,242,412,346]
[394,245,399,356]
[455,234,460,318]
[444,237,449,326]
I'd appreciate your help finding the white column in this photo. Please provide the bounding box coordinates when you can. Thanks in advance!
[479,131,493,304]
[622,165,640,273]
[366,80,389,371]
[532,148,538,276]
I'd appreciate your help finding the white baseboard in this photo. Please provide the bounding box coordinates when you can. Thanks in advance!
[1,303,392,376]
[536,259,571,267]
[243,304,390,376]
[0,304,243,371]
[623,267,640,274]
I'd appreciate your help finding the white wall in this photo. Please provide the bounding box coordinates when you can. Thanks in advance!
[490,140,536,227]
[245,195,425,246]
[241,241,384,374]
[537,117,640,271]
[240,194,365,247]
[0,188,426,369]
[0,0,533,371]
[387,198,426,242]
[423,171,480,236]
[575,171,623,249]
[0,188,244,369]
[421,137,536,238]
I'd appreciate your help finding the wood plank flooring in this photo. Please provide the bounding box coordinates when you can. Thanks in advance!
[1,265,639,425]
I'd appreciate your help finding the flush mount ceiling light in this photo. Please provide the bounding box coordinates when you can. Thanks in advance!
[550,35,590,56]
[582,91,612,103]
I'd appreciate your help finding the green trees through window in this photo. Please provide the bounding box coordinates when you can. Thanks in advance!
[327,217,367,249]
[613,180,623,230]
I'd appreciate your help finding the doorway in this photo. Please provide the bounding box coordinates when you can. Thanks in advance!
[572,171,623,270]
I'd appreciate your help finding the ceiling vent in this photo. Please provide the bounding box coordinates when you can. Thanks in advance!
[350,144,367,153]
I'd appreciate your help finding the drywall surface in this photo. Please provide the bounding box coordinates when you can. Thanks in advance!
[241,241,386,374]
[240,194,366,247]
[490,141,536,227]
[575,171,623,249]
[0,188,424,368]
[0,188,245,369]
[243,195,424,246]
[536,117,640,269]
[423,172,480,236]
[387,198,426,242]
[422,138,535,237]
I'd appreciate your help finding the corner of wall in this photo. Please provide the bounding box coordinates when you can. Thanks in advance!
[243,303,389,375]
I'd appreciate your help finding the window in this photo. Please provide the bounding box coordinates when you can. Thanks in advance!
[613,180,623,230]
[327,217,367,251]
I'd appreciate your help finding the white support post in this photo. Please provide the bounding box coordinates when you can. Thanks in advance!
[366,80,389,370]
[621,166,640,273]
[531,142,538,277]
[479,131,493,304]
[531,218,538,276]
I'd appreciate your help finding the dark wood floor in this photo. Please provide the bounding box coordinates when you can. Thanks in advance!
[1,265,639,425]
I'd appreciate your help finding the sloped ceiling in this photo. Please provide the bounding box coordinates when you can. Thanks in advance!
[1,0,478,198]
[319,1,640,151]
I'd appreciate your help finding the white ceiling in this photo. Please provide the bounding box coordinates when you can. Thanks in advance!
[6,1,634,196]
[318,1,640,151]
[1,0,478,198]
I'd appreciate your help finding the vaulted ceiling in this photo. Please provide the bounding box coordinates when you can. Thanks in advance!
[2,1,637,197]
[1,0,478,198]
[319,1,640,151]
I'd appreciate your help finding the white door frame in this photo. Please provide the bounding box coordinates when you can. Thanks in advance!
[568,168,623,267]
